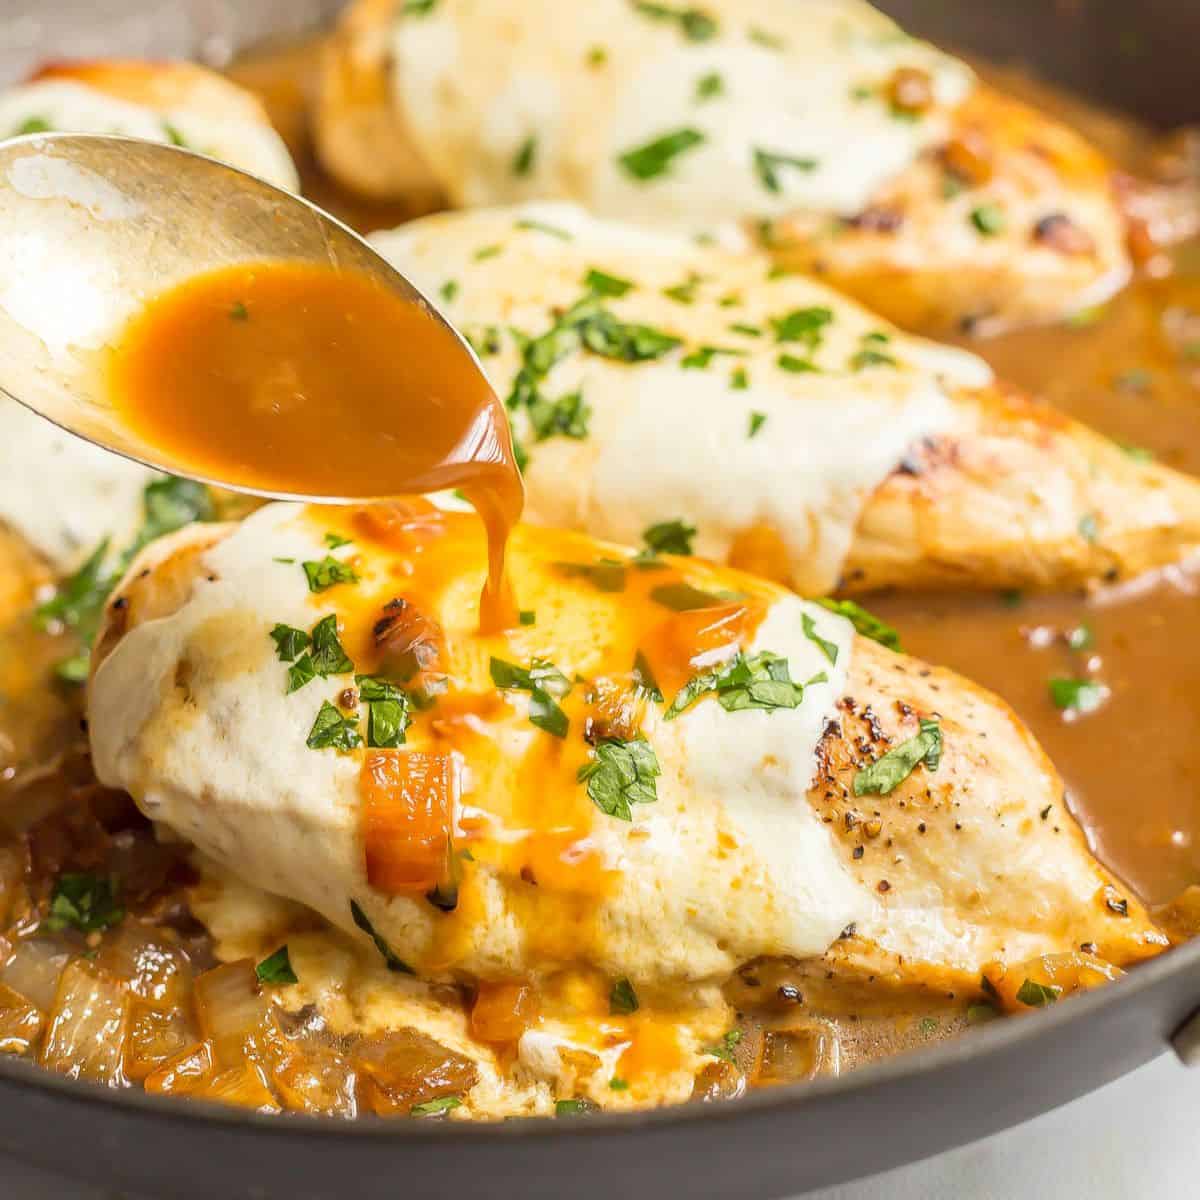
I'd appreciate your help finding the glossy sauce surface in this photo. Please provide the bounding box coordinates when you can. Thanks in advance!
[109,261,522,630]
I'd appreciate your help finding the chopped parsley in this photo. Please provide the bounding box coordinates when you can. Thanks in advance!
[46,873,124,934]
[642,519,696,557]
[555,558,628,593]
[1117,441,1154,462]
[771,306,833,349]
[777,353,820,374]
[411,1096,461,1117]
[512,135,538,177]
[731,366,750,390]
[256,945,298,985]
[464,324,503,357]
[695,71,724,101]
[269,623,310,661]
[748,411,767,438]
[350,899,413,973]
[527,389,591,442]
[439,279,459,303]
[704,1029,742,1062]
[229,300,249,321]
[729,322,762,337]
[1015,979,1061,1008]
[665,651,811,720]
[1048,677,1106,714]
[515,218,570,240]
[356,675,412,748]
[306,701,361,751]
[490,657,571,737]
[849,331,897,370]
[663,273,703,304]
[287,656,316,694]
[632,650,664,702]
[801,612,839,665]
[579,738,661,820]
[401,0,438,13]
[617,128,706,181]
[12,115,52,136]
[853,718,942,796]
[555,1098,597,1116]
[609,976,640,1014]
[748,26,785,49]
[649,581,727,611]
[969,204,1006,236]
[302,555,359,593]
[631,1,718,41]
[753,147,818,193]
[473,244,502,261]
[324,532,352,549]
[583,268,634,298]
[308,614,354,677]
[519,610,537,626]
[587,45,609,67]
[815,598,902,652]
[609,1077,630,1091]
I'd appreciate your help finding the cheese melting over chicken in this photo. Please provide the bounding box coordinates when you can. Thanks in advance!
[372,204,990,593]
[388,0,974,228]
[0,79,298,192]
[90,503,870,988]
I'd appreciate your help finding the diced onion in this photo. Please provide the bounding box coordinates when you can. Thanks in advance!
[40,959,129,1085]
[193,960,270,1066]
[259,1012,357,1118]
[0,981,44,1056]
[351,1029,478,1115]
[756,1020,840,1085]
[470,982,539,1045]
[125,999,196,1082]
[2,937,73,1012]
[97,922,193,1007]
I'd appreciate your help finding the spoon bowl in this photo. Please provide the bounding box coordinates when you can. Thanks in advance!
[0,131,489,504]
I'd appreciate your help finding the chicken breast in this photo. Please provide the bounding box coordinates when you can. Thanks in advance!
[89,502,1164,1011]
[0,60,298,577]
[372,205,1200,596]
[316,0,1131,332]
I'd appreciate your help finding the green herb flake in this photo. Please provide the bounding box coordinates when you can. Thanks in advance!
[617,127,706,181]
[555,558,628,593]
[579,738,661,821]
[609,1077,630,1091]
[356,674,413,748]
[309,614,354,677]
[350,899,413,973]
[587,45,608,67]
[918,1016,939,1036]
[969,204,1006,236]
[748,26,785,49]
[801,612,839,665]
[729,322,762,338]
[695,71,724,101]
[632,650,664,702]
[490,656,571,738]
[270,623,310,662]
[12,115,53,136]
[324,532,352,549]
[401,0,438,13]
[777,353,820,374]
[642,519,696,557]
[306,701,362,751]
[302,555,359,593]
[650,581,727,612]
[411,1096,461,1117]
[753,147,818,194]
[814,598,902,652]
[666,650,808,720]
[439,279,459,304]
[663,273,703,304]
[512,135,538,177]
[256,945,298,985]
[229,300,249,321]
[731,366,750,391]
[46,873,124,934]
[519,609,537,626]
[287,655,317,694]
[555,1098,597,1117]
[703,1029,743,1062]
[473,243,502,261]
[631,1,718,41]
[583,268,634,298]
[515,218,571,240]
[770,306,833,349]
[1117,441,1155,462]
[1015,979,1062,1008]
[849,331,897,371]
[609,976,640,1014]
[1048,677,1106,714]
[853,718,942,796]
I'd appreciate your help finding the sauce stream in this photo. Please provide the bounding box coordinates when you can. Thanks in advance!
[108,260,523,631]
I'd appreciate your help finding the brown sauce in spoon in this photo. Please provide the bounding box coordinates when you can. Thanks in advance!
[107,260,522,631]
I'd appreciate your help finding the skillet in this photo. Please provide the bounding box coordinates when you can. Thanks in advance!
[1,1,1199,1195]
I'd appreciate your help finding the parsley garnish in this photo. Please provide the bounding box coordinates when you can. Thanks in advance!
[815,598,902,652]
[519,610,537,626]
[270,623,310,661]
[649,581,727,611]
[439,279,459,303]
[801,612,839,665]
[970,204,1006,236]
[609,976,640,1014]
[579,738,661,820]
[473,244,502,261]
[632,650,664,702]
[618,128,706,181]
[1048,677,1106,714]
[490,657,571,737]
[665,651,809,720]
[583,268,634,298]
[465,324,502,357]
[555,1098,597,1116]
[771,306,833,349]
[514,218,570,239]
[356,675,412,747]
[411,1096,461,1117]
[681,344,742,369]
[12,115,52,136]
[753,147,818,193]
[302,555,359,593]
[229,300,249,321]
[631,1,717,41]
[853,718,942,796]
[748,411,767,438]
[777,353,820,374]
[849,331,897,370]
[642,519,696,557]
[609,1077,630,1091]
[663,273,703,304]
[1015,979,1061,1008]
[512,135,537,177]
[748,26,785,49]
[324,532,351,549]
[731,366,750,390]
[350,899,413,972]
[528,390,591,442]
[46,873,124,934]
[696,71,724,101]
[729,322,762,338]
[309,614,354,677]
[704,1030,742,1062]
[256,945,298,985]
[306,701,361,751]
[555,558,628,593]
[401,0,437,12]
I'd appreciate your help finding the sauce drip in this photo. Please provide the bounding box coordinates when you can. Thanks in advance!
[108,260,522,631]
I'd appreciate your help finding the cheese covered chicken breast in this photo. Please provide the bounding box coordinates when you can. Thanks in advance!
[85,502,1165,1114]
[318,0,1131,332]
[371,205,1200,596]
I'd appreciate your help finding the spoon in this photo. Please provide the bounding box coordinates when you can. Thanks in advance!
[0,131,497,505]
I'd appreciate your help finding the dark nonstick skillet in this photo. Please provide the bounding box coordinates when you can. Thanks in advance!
[2,2,1199,1196]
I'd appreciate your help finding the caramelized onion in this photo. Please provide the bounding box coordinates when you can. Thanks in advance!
[193,959,271,1065]
[260,1012,358,1118]
[125,1000,196,1082]
[361,750,455,896]
[469,981,539,1045]
[2,937,73,1012]
[40,959,129,1085]
[351,1028,478,1115]
[756,1020,840,1085]
[0,981,44,1055]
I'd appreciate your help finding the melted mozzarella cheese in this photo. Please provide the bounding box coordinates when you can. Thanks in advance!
[0,399,155,571]
[0,79,299,191]
[90,503,871,988]
[389,0,974,228]
[372,204,989,593]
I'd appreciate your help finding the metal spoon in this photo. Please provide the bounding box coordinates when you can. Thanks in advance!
[0,131,491,503]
